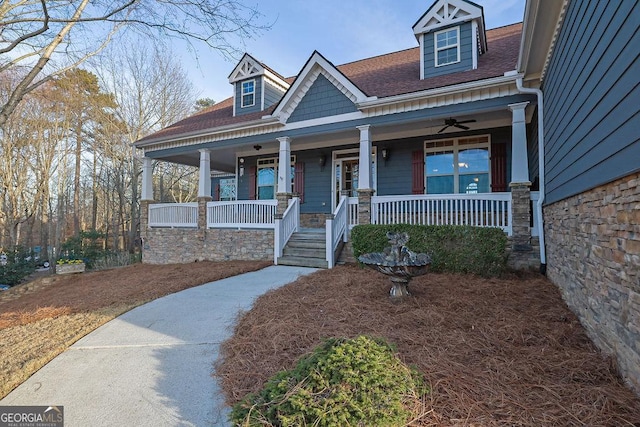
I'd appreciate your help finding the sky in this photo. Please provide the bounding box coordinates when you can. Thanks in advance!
[179,0,526,103]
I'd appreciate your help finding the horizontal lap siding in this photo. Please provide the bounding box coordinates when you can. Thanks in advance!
[294,150,332,214]
[287,74,357,122]
[235,77,263,116]
[264,80,285,109]
[424,22,473,79]
[543,0,640,204]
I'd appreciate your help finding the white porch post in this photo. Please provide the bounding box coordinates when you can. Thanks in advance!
[508,101,534,269]
[197,149,212,198]
[356,125,374,225]
[277,137,292,194]
[141,157,154,201]
[509,102,531,185]
[357,125,372,190]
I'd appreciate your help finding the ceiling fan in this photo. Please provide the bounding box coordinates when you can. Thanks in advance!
[438,117,477,133]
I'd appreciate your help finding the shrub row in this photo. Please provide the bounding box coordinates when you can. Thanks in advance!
[351,224,508,277]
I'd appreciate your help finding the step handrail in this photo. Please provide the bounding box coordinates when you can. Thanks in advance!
[274,197,300,264]
[326,195,348,268]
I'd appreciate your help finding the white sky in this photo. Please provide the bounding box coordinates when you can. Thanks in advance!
[178,0,525,103]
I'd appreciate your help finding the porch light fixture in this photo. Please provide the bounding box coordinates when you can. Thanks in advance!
[253,144,262,151]
[382,148,390,161]
[318,153,326,168]
[239,158,245,176]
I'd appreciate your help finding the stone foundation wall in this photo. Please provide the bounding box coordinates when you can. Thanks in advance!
[142,228,274,264]
[300,213,327,228]
[544,172,640,394]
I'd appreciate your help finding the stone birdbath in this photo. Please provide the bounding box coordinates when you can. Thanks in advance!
[358,232,431,299]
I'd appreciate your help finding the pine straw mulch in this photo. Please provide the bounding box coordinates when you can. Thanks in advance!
[0,260,271,398]
[215,265,640,426]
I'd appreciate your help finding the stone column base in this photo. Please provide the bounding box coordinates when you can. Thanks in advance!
[197,196,212,240]
[357,189,375,225]
[276,192,293,215]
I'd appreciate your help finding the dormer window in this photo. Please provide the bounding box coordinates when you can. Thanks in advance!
[241,80,255,108]
[435,26,460,67]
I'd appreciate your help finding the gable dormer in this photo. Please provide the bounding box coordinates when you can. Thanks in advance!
[413,0,487,80]
[228,54,290,117]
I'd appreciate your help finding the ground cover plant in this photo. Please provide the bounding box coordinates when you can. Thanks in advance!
[215,265,640,426]
[0,260,270,399]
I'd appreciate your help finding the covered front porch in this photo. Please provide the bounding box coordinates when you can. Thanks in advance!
[139,100,541,269]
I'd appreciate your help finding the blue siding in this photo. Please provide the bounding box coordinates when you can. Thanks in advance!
[294,150,332,214]
[147,94,534,159]
[527,111,539,189]
[264,80,285,109]
[424,22,473,79]
[543,0,640,204]
[235,77,263,116]
[288,74,358,122]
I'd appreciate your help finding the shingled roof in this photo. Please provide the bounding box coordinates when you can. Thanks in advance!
[138,23,522,144]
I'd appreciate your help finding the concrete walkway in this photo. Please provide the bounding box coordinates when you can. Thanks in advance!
[1,265,318,426]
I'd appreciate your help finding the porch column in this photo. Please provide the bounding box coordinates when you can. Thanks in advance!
[197,149,212,236]
[509,102,531,185]
[357,125,372,190]
[276,136,293,214]
[356,125,374,225]
[141,157,154,202]
[508,102,534,268]
[198,149,212,199]
[140,157,154,233]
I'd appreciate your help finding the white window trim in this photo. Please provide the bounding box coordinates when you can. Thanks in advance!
[241,79,256,108]
[256,155,296,199]
[424,135,491,194]
[434,26,461,67]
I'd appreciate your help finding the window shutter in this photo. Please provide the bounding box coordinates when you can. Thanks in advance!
[248,166,257,200]
[294,162,305,203]
[411,150,424,194]
[214,183,220,201]
[491,143,507,192]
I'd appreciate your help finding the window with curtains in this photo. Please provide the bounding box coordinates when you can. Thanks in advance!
[424,136,490,194]
[256,156,295,200]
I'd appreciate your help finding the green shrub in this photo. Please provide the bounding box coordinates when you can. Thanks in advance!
[0,246,37,286]
[351,224,507,276]
[230,336,426,427]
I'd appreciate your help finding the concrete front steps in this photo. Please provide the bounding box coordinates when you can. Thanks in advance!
[277,229,329,269]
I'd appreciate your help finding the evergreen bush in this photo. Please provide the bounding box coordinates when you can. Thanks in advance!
[230,336,426,427]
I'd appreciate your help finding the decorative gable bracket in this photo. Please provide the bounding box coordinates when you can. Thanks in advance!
[413,0,487,52]
[228,53,265,83]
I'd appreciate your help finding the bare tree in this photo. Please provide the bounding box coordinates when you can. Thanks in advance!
[95,40,197,250]
[0,0,268,128]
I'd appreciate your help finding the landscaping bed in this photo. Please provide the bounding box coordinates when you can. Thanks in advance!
[215,265,640,426]
[0,260,271,399]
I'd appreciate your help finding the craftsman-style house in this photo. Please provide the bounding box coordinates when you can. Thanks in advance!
[135,0,640,395]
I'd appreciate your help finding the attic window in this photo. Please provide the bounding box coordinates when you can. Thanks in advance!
[434,26,460,67]
[241,80,255,108]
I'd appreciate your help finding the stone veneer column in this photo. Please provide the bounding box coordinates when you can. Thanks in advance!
[276,192,293,215]
[510,183,532,249]
[357,189,375,225]
[197,196,211,240]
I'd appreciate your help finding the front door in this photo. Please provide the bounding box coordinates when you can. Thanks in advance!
[332,148,376,208]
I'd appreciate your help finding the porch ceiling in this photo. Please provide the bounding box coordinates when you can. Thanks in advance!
[146,107,525,171]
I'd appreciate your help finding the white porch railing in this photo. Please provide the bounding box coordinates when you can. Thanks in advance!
[148,203,198,228]
[371,193,513,235]
[326,196,349,268]
[207,200,277,229]
[274,198,300,263]
[348,197,359,228]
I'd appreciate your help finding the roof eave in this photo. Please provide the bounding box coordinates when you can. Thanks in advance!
[357,73,524,110]
[134,116,282,148]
